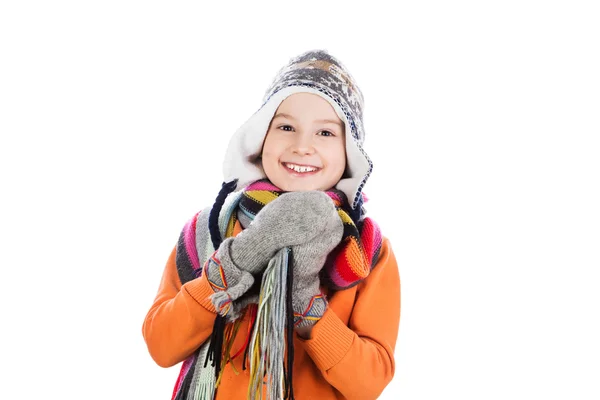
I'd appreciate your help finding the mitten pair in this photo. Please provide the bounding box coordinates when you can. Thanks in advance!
[205,191,343,326]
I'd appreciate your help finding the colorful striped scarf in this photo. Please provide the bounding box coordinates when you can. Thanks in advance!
[172,179,382,399]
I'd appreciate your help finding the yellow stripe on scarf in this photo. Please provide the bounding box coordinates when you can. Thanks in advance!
[225,216,236,238]
[337,209,354,225]
[245,190,280,205]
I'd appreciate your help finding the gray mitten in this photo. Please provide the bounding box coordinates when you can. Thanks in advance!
[290,194,344,329]
[207,191,339,318]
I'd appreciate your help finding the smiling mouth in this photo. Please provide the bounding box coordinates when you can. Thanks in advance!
[282,162,322,174]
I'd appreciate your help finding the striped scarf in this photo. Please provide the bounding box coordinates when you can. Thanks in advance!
[172,179,382,400]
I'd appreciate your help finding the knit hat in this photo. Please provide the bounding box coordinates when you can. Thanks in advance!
[222,49,372,217]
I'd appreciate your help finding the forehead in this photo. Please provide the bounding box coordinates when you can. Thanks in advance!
[274,93,344,127]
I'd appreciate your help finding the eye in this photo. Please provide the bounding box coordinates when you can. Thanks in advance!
[278,125,294,132]
[318,130,335,137]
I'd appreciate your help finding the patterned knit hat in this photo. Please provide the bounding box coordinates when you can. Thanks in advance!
[222,49,372,217]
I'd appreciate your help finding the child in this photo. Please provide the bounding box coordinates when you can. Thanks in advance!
[142,49,401,400]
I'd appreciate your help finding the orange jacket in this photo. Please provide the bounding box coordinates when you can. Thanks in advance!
[142,218,401,400]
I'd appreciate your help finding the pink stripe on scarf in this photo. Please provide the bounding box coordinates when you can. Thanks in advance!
[327,191,344,204]
[362,192,369,203]
[183,212,201,272]
[364,219,383,264]
[246,179,357,206]
[246,180,280,191]
[171,354,196,399]
[328,265,351,288]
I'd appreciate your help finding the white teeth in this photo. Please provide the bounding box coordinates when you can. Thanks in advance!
[284,163,318,173]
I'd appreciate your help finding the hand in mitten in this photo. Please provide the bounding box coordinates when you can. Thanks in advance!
[206,191,339,318]
[289,192,344,332]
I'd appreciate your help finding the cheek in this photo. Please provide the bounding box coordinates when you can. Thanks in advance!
[262,148,281,165]
[327,143,347,175]
[261,140,286,173]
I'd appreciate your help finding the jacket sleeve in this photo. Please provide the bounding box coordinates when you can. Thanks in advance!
[300,237,401,400]
[142,244,218,368]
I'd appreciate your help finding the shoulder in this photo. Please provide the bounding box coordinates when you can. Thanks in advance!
[379,236,397,264]
[357,234,399,290]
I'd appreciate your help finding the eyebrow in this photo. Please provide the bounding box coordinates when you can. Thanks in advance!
[273,112,343,127]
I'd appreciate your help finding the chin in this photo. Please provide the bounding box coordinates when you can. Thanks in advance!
[277,179,323,193]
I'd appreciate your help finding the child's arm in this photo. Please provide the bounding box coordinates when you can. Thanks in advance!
[143,193,333,368]
[142,245,218,368]
[298,237,401,400]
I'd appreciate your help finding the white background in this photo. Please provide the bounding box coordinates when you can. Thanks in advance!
[1,1,599,399]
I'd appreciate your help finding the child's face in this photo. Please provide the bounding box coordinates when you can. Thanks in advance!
[261,92,347,192]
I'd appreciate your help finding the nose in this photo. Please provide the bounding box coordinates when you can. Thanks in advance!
[290,132,315,155]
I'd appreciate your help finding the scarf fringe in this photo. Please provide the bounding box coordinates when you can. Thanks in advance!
[247,247,291,400]
[174,248,294,400]
[188,343,216,400]
[284,246,295,400]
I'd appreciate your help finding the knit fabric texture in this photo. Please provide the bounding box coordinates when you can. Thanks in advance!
[262,50,366,146]
[171,179,383,399]
[178,179,383,289]
[208,190,344,322]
